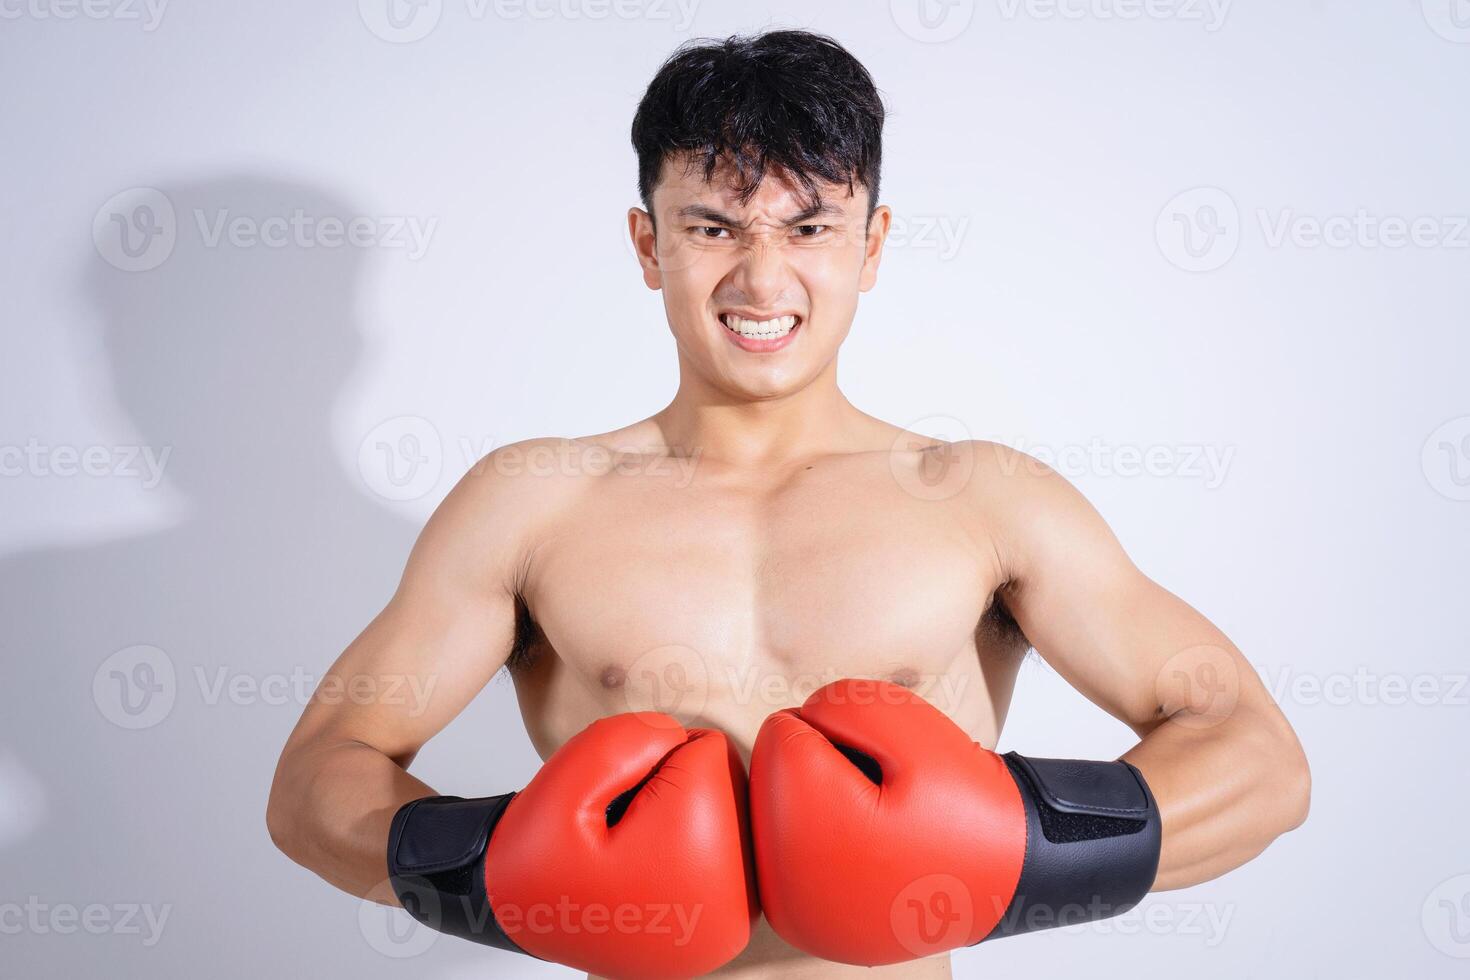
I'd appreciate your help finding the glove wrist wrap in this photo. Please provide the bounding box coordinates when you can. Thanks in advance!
[386,793,525,953]
[982,753,1161,941]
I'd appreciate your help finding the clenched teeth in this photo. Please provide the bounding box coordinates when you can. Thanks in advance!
[720,313,798,339]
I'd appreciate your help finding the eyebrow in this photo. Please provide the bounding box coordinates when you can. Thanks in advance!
[673,202,845,228]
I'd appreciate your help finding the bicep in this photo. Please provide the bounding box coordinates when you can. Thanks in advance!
[987,450,1251,734]
[282,460,532,765]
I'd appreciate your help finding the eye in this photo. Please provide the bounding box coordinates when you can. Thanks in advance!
[793,224,829,238]
[695,226,732,239]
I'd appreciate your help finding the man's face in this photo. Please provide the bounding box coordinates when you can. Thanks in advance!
[630,154,889,401]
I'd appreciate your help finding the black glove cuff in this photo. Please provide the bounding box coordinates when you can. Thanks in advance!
[981,754,1161,941]
[386,793,525,952]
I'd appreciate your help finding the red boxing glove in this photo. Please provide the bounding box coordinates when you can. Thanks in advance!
[750,679,1159,966]
[388,713,757,979]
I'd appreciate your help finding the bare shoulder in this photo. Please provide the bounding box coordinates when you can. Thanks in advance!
[956,440,1129,579]
[964,439,1072,495]
[425,423,679,547]
[407,436,599,593]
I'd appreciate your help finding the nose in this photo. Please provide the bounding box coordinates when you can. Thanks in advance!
[728,238,788,304]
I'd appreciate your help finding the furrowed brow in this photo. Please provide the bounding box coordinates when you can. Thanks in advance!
[673,201,847,229]
[674,205,746,228]
[779,202,845,227]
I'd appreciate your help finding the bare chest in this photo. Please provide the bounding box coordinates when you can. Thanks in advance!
[520,460,1003,735]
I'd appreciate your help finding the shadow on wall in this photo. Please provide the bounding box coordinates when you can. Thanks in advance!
[0,177,468,975]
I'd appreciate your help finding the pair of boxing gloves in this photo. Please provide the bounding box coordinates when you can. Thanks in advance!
[387,679,1161,978]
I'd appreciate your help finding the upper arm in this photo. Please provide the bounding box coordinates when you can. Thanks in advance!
[973,442,1264,736]
[281,440,565,764]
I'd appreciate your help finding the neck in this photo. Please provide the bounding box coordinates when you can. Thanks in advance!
[653,360,873,466]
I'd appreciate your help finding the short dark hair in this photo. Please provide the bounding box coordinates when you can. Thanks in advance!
[630,30,886,225]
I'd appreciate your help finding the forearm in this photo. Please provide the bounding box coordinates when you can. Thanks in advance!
[1122,703,1310,890]
[267,737,433,903]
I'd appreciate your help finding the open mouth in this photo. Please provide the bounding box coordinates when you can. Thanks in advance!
[718,312,801,346]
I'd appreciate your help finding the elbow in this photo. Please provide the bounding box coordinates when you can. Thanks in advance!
[265,788,294,857]
[1265,721,1311,836]
[265,762,306,862]
[1280,743,1312,833]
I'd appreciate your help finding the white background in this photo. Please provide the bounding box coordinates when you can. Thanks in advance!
[2,1,1468,976]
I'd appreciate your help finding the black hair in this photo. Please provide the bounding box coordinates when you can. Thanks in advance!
[630,30,886,226]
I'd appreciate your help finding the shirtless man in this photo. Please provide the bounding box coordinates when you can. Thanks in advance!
[267,29,1310,979]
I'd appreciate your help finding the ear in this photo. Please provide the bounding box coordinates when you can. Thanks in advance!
[628,207,662,290]
[858,204,892,293]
